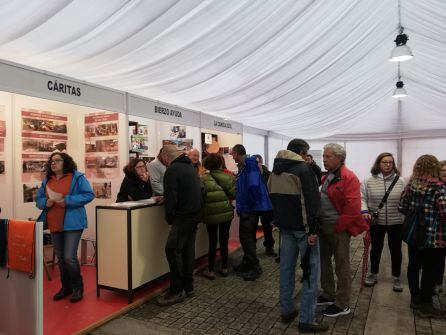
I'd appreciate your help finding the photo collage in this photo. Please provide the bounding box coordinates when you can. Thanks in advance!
[163,125,193,152]
[0,107,5,181]
[21,108,68,202]
[84,112,120,199]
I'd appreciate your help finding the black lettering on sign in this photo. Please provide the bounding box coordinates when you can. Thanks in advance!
[47,80,82,97]
[214,120,232,129]
[154,105,183,119]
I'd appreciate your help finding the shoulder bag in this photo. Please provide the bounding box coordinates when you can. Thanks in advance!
[370,175,400,226]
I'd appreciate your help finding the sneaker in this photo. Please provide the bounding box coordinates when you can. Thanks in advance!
[417,303,446,319]
[265,248,278,257]
[70,287,84,303]
[201,271,216,280]
[364,273,378,287]
[393,277,403,292]
[410,295,421,310]
[243,266,262,281]
[298,321,330,333]
[218,269,229,278]
[317,296,335,306]
[323,304,351,317]
[281,309,298,323]
[156,291,185,306]
[53,287,73,301]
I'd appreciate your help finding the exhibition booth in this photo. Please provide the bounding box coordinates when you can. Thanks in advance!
[0,60,256,335]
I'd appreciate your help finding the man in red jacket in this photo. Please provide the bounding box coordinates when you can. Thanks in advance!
[317,143,368,317]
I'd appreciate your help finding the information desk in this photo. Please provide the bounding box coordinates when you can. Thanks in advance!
[96,203,208,303]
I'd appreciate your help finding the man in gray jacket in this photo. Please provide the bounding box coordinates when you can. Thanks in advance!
[148,148,167,195]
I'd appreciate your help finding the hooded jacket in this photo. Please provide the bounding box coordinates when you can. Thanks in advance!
[116,168,152,202]
[163,154,203,224]
[322,165,368,236]
[201,170,236,225]
[36,171,95,231]
[267,150,320,233]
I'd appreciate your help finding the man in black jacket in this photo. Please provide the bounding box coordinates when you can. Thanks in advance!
[268,139,328,333]
[157,145,203,306]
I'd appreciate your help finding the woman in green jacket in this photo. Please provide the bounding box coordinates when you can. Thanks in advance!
[201,153,236,279]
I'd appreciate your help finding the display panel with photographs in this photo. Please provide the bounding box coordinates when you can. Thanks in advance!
[0,107,6,180]
[84,112,120,198]
[21,109,68,183]
[170,125,186,139]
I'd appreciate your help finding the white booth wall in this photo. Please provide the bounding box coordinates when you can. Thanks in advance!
[402,138,446,179]
[243,132,265,161]
[268,136,283,171]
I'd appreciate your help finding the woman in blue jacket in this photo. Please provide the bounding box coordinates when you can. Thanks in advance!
[36,152,94,303]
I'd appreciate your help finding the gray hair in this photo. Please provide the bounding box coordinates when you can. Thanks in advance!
[323,143,346,163]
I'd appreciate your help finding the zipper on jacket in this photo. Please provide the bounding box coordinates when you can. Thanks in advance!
[384,177,388,226]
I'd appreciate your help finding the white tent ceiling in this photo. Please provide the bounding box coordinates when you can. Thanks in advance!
[0,0,445,139]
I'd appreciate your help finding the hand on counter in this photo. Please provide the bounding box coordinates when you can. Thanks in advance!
[153,196,164,204]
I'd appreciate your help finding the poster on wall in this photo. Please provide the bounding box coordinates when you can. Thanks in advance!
[201,132,237,172]
[21,109,68,184]
[170,125,186,139]
[162,139,193,152]
[84,112,119,199]
[23,183,40,203]
[0,106,6,183]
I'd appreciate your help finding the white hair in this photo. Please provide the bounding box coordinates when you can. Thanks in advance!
[323,143,346,163]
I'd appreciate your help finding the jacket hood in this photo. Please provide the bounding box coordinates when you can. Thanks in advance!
[172,154,191,165]
[272,150,305,175]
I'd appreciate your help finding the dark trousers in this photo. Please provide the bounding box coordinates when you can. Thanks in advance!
[260,211,275,249]
[165,221,197,294]
[436,248,446,285]
[239,213,260,268]
[370,224,403,277]
[205,221,231,272]
[407,246,443,303]
[51,230,83,290]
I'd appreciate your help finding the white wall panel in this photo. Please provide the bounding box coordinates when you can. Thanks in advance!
[243,133,265,160]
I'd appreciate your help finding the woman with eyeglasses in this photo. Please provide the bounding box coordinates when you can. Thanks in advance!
[36,152,95,303]
[361,152,405,292]
[117,158,156,202]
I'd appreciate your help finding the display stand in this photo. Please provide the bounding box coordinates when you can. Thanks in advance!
[96,203,208,303]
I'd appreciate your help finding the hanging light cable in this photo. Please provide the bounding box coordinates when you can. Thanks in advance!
[392,63,408,98]
[389,0,413,62]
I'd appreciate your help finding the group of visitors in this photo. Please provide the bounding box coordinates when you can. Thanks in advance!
[35,140,446,331]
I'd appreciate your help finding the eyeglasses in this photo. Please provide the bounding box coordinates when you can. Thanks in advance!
[135,165,146,169]
[50,159,64,164]
[380,161,394,165]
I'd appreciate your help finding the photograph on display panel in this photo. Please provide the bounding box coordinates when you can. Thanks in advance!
[0,108,6,179]
[162,139,193,152]
[170,125,186,139]
[23,183,40,203]
[92,181,112,199]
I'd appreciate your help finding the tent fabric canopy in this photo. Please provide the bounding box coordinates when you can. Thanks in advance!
[0,0,445,139]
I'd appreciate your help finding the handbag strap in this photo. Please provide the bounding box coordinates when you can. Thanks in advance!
[377,175,400,211]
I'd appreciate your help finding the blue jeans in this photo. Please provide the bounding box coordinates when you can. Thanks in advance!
[51,230,83,289]
[280,229,320,324]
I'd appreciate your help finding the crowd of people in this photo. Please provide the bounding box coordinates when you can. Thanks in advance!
[35,141,446,332]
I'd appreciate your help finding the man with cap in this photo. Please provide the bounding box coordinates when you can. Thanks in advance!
[157,145,203,306]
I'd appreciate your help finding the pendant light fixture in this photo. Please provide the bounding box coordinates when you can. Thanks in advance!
[389,0,413,62]
[392,63,407,98]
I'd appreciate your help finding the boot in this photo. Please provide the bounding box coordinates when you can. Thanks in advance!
[70,287,84,303]
[53,287,72,301]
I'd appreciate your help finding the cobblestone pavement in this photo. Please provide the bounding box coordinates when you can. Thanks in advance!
[91,232,446,335]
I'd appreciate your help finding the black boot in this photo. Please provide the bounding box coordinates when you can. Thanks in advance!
[53,287,72,301]
[70,287,84,303]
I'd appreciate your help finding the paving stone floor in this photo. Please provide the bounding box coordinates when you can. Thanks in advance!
[91,232,446,335]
